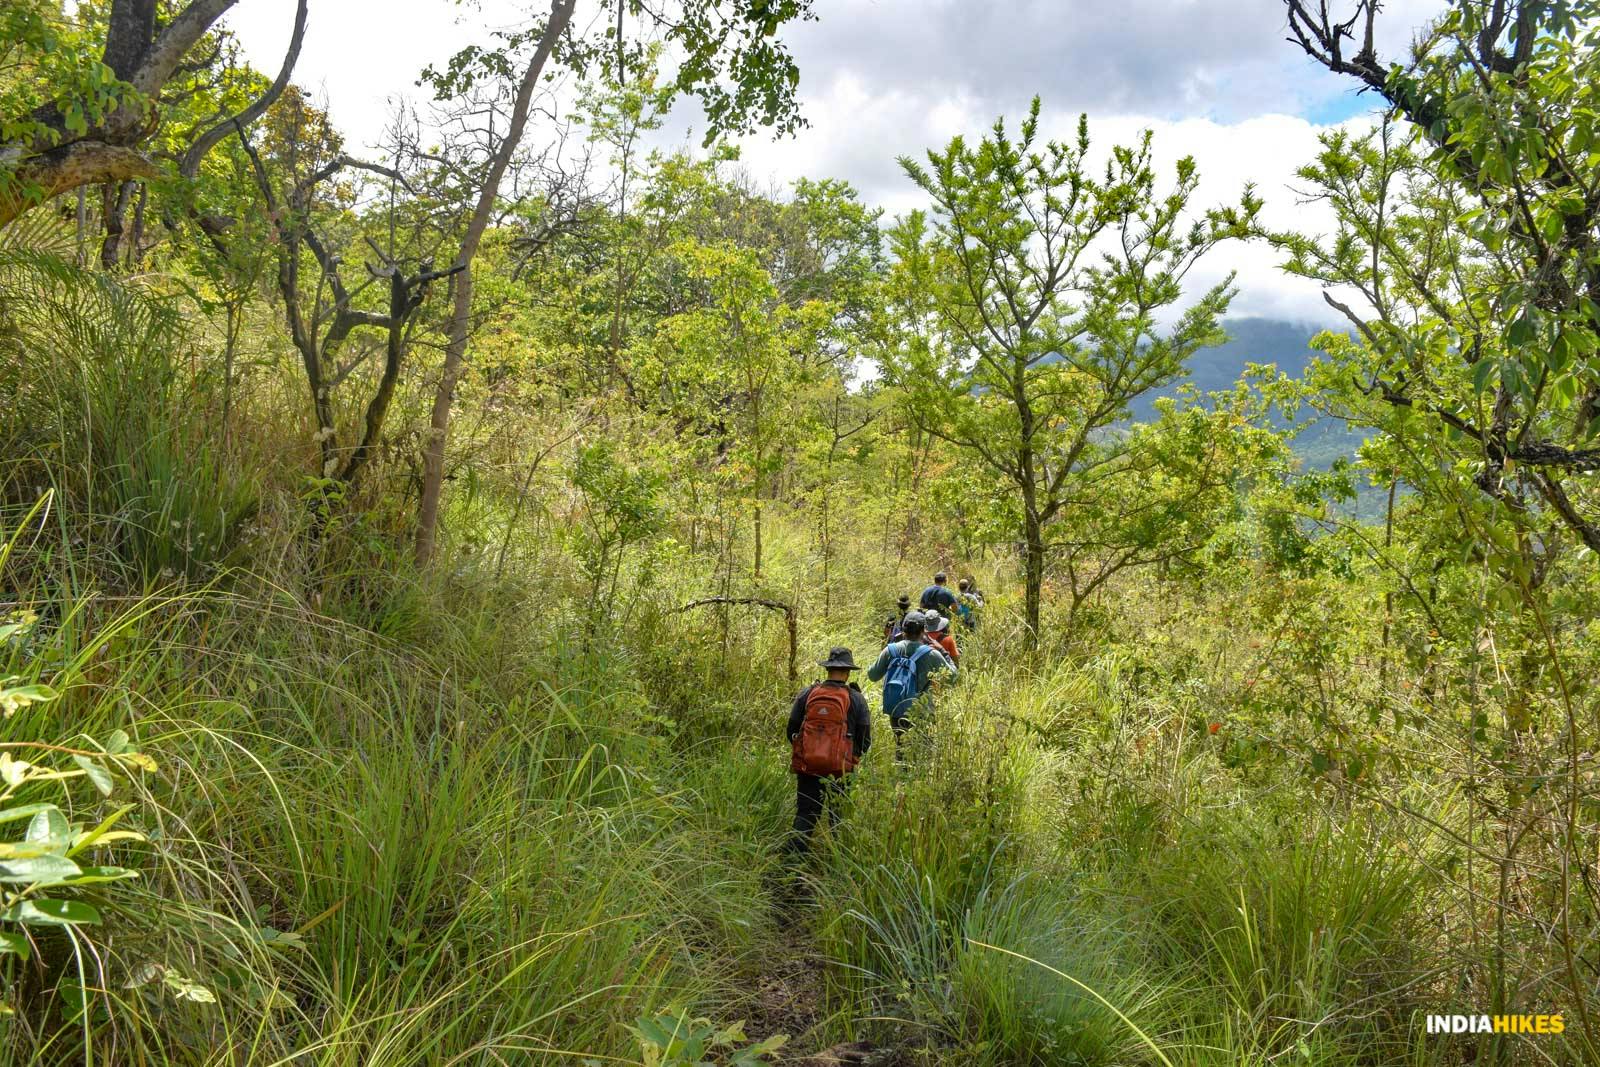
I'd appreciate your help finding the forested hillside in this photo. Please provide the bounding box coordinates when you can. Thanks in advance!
[3,2,1600,1065]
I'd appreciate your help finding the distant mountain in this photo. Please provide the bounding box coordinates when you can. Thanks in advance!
[1131,316,1366,473]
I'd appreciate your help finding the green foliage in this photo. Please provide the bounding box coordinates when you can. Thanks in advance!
[0,2,137,195]
[884,99,1262,637]
[628,1009,786,1066]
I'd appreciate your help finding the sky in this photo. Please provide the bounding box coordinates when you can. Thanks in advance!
[225,0,1450,325]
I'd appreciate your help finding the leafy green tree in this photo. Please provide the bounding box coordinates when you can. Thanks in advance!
[885,100,1256,642]
[1280,0,1600,556]
[413,0,818,566]
[650,239,832,577]
[0,0,308,229]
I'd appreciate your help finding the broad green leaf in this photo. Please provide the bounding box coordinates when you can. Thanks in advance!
[69,804,140,856]
[55,865,138,887]
[1470,357,1496,395]
[0,854,81,884]
[5,898,101,925]
[0,804,54,826]
[71,755,114,796]
[0,931,31,961]
[25,808,69,850]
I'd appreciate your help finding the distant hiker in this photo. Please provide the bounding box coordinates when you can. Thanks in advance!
[957,578,983,630]
[919,572,959,614]
[883,594,913,642]
[867,613,955,753]
[786,647,871,852]
[924,610,960,665]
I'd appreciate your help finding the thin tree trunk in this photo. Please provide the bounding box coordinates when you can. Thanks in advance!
[1379,477,1397,687]
[415,0,577,567]
[1023,506,1044,649]
[100,180,134,270]
[74,188,87,265]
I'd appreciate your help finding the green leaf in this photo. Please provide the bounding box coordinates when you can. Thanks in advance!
[5,898,101,926]
[68,803,138,856]
[1470,357,1496,395]
[0,931,31,961]
[1507,311,1536,346]
[0,804,54,826]
[3,684,56,703]
[25,808,69,850]
[0,854,81,885]
[55,865,138,888]
[72,755,114,796]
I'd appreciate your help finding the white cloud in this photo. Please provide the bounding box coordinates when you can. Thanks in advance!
[222,1,1435,324]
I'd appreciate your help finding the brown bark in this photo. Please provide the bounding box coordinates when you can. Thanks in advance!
[0,0,240,228]
[414,0,577,567]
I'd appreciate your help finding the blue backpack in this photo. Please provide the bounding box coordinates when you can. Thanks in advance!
[881,642,933,721]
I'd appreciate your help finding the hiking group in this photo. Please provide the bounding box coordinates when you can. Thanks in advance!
[785,572,984,852]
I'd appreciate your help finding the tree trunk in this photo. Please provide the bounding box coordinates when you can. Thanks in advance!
[414,0,576,567]
[1023,507,1045,649]
[100,180,134,270]
[753,498,764,579]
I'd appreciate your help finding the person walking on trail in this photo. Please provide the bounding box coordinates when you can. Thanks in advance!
[919,572,959,614]
[786,647,871,853]
[957,578,983,630]
[924,609,960,666]
[883,594,912,642]
[867,613,955,754]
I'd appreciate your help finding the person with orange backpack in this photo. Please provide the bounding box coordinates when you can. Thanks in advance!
[785,647,872,852]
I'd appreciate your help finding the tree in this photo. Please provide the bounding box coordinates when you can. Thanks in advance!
[411,0,817,566]
[0,0,308,228]
[239,91,458,500]
[886,100,1255,643]
[1280,0,1600,556]
[650,239,830,578]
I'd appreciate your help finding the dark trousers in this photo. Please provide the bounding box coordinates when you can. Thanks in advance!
[789,774,846,851]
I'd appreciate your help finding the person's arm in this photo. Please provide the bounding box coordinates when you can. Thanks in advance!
[850,689,871,756]
[865,645,892,683]
[786,686,810,742]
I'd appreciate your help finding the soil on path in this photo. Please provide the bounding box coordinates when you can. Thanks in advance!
[743,874,903,1067]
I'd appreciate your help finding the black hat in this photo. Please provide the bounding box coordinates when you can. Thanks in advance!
[934,571,947,583]
[896,594,911,608]
[819,647,861,671]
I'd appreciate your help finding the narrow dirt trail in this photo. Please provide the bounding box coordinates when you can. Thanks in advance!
[742,898,892,1066]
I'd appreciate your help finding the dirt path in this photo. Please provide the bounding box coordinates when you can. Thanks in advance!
[743,876,899,1066]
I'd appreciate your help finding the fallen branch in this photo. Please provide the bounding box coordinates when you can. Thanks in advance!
[679,596,797,681]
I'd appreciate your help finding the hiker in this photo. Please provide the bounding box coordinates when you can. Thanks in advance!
[867,613,954,753]
[883,594,912,642]
[786,647,871,852]
[919,571,959,614]
[957,578,983,630]
[924,609,960,665]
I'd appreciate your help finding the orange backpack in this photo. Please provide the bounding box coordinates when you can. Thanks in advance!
[790,684,857,777]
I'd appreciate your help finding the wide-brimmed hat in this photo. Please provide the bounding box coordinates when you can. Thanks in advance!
[896,594,911,608]
[819,647,861,671]
[925,611,948,632]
